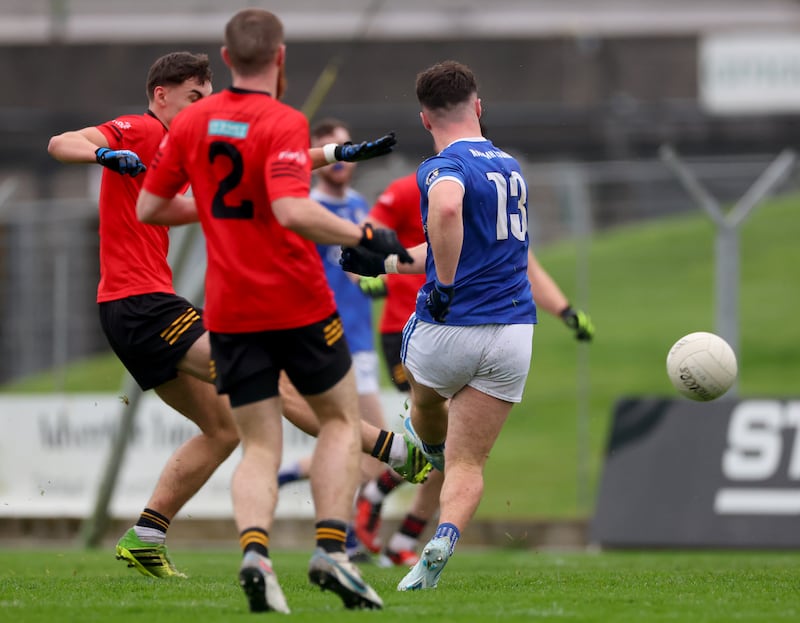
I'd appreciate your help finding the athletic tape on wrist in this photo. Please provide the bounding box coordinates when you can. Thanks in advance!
[384,254,399,274]
[323,143,339,164]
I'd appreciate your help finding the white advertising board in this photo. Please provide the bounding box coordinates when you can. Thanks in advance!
[699,31,800,114]
[0,392,410,519]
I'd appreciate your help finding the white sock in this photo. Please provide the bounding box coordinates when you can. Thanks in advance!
[387,433,407,468]
[387,532,417,553]
[360,479,384,505]
[134,526,166,545]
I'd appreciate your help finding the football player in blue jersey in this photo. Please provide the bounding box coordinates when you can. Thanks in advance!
[342,60,544,591]
[353,170,594,569]
[398,60,539,590]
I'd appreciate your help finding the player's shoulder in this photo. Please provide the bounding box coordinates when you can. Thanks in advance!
[446,139,522,178]
[417,151,463,190]
[99,111,153,131]
[96,111,164,148]
[272,99,308,128]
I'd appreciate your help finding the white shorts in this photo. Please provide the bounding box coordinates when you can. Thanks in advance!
[352,350,380,395]
[401,317,534,403]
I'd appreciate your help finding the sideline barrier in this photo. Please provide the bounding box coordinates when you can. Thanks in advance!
[0,392,410,520]
[591,397,800,548]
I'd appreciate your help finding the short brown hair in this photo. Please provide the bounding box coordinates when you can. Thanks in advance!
[415,60,478,112]
[145,51,211,101]
[224,9,284,77]
[310,118,350,143]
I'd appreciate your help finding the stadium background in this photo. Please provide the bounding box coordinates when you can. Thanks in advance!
[0,0,798,548]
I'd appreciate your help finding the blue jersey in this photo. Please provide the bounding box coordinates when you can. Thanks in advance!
[415,138,537,326]
[311,188,375,353]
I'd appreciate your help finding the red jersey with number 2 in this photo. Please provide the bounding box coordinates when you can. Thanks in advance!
[143,87,335,333]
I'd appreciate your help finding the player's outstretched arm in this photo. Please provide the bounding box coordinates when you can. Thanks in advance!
[49,126,146,177]
[273,198,411,262]
[527,249,595,341]
[47,127,108,164]
[326,131,396,162]
[308,132,397,169]
[340,242,426,277]
[94,147,146,177]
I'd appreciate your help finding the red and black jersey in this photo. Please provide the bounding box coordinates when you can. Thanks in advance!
[369,173,426,334]
[95,112,174,302]
[143,87,335,333]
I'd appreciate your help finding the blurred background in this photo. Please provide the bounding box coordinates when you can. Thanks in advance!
[1,0,799,544]
[2,0,799,381]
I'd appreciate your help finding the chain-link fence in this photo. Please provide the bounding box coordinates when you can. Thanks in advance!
[1,151,796,386]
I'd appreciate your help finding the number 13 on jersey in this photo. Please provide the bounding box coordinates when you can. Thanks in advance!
[487,170,528,242]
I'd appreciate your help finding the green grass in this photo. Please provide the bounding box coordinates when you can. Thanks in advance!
[481,192,800,518]
[0,549,797,622]
[2,193,799,519]
[0,353,127,393]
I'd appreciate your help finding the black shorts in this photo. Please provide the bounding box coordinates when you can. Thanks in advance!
[380,331,410,392]
[210,311,352,408]
[98,292,205,391]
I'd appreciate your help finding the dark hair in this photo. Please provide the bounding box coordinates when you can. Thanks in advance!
[224,8,284,77]
[415,60,478,111]
[146,51,211,101]
[310,117,350,142]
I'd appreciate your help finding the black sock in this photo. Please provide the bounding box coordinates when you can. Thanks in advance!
[239,527,269,558]
[377,469,402,494]
[136,508,170,534]
[400,514,427,539]
[315,519,347,554]
[370,430,394,463]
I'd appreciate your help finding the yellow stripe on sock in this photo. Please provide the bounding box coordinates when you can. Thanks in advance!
[239,530,270,551]
[140,510,169,531]
[315,528,346,542]
[376,432,393,461]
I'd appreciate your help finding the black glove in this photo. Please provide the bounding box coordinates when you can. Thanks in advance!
[340,245,387,277]
[95,147,146,177]
[335,132,396,162]
[359,276,388,298]
[359,223,413,263]
[560,305,595,341]
[425,281,454,323]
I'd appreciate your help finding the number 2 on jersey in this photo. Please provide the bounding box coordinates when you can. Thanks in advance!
[210,141,254,219]
[487,170,528,241]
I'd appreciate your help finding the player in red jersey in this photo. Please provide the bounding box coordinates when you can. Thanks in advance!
[48,50,420,584]
[136,9,411,613]
[351,172,597,567]
[48,52,231,579]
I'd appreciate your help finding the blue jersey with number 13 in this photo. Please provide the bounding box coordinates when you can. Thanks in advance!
[415,137,537,326]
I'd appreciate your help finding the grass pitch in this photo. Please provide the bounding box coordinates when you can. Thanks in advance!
[2,193,798,520]
[0,548,797,622]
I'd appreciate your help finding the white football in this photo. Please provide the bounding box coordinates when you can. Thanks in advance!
[666,331,738,401]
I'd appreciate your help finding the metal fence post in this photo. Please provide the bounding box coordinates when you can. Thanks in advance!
[659,145,796,396]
